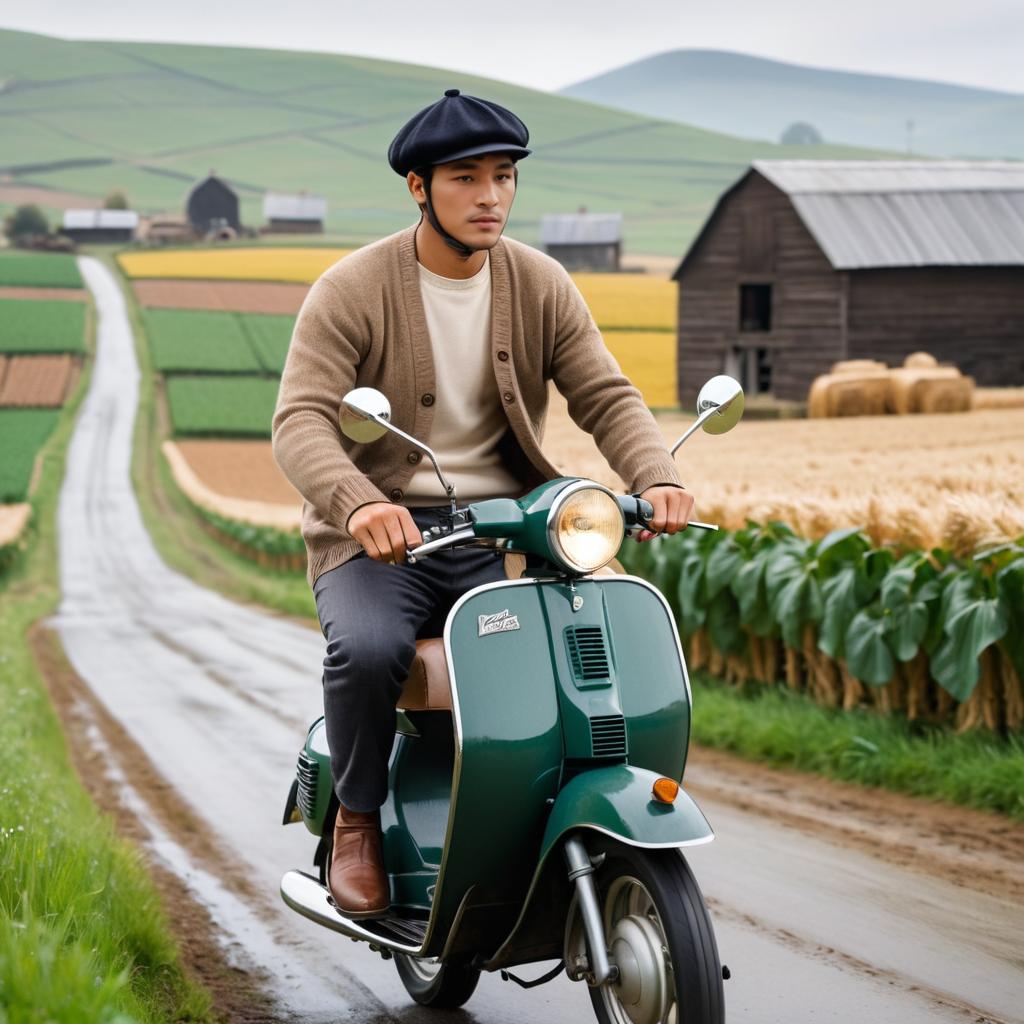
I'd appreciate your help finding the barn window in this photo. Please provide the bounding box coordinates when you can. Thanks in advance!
[739,284,772,332]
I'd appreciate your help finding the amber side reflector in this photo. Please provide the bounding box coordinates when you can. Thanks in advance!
[652,778,679,804]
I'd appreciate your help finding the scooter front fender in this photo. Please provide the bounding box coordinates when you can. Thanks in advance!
[540,764,714,861]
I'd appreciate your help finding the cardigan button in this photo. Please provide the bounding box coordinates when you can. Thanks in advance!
[503,391,515,403]
[407,451,421,464]
[390,487,404,501]
[421,392,435,407]
[497,350,509,362]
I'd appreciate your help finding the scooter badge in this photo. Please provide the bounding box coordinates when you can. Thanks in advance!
[477,609,521,636]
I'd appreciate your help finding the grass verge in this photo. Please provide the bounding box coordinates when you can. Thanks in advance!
[106,251,315,621]
[691,673,1024,820]
[0,289,213,1021]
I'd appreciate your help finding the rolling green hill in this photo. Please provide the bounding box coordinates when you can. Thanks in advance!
[1,29,894,257]
[560,50,1024,160]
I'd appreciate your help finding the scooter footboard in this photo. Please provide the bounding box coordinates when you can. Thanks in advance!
[481,765,713,971]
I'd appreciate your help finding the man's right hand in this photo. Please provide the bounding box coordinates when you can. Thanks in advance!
[347,503,423,564]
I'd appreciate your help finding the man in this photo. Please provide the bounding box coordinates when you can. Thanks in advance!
[272,89,694,919]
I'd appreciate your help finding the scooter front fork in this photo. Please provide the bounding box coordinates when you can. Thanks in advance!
[564,834,618,987]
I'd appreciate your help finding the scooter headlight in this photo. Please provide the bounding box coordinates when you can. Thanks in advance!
[547,484,625,574]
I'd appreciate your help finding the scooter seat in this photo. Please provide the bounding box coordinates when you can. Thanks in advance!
[397,638,452,711]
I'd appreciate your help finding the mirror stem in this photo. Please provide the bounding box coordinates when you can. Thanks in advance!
[670,405,719,456]
[362,413,458,507]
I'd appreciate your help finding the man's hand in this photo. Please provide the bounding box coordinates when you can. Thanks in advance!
[636,485,695,542]
[347,503,423,564]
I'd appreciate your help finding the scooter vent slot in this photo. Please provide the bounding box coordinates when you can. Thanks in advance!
[565,626,610,680]
[590,715,628,757]
[296,751,319,819]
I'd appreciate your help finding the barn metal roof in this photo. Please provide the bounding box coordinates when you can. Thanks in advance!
[62,209,139,230]
[675,161,1024,276]
[263,192,327,221]
[540,212,622,245]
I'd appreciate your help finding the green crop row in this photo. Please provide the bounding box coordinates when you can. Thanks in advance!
[0,251,83,289]
[0,298,87,354]
[144,308,293,375]
[190,503,306,572]
[616,522,1024,732]
[0,409,61,501]
[164,375,279,436]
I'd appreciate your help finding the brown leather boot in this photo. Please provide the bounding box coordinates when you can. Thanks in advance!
[327,803,389,919]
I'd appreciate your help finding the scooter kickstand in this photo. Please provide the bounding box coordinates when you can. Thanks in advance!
[564,835,617,987]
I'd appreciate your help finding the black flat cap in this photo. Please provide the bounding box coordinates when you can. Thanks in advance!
[388,88,531,176]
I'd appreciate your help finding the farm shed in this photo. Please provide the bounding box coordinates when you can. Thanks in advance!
[262,192,326,234]
[186,174,241,237]
[672,160,1024,404]
[540,212,622,271]
[61,209,138,243]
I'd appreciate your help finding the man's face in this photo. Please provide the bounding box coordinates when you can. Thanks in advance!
[409,153,517,248]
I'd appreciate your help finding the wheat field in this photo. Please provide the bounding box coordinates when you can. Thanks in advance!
[118,248,352,283]
[543,394,1024,553]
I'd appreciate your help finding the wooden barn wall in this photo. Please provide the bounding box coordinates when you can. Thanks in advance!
[675,174,843,404]
[847,268,1024,386]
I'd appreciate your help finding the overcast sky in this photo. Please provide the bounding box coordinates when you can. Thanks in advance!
[5,0,1023,94]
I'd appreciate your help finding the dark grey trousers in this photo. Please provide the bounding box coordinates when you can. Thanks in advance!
[313,507,508,813]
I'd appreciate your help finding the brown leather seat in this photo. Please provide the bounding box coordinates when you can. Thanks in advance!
[397,638,452,711]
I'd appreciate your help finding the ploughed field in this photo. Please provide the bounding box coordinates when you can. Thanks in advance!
[0,253,87,552]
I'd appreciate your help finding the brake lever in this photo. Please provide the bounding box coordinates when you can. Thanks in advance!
[629,495,718,535]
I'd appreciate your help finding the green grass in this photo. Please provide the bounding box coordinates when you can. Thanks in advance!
[144,309,262,373]
[0,409,61,501]
[240,313,294,374]
[0,29,896,257]
[0,311,213,1020]
[164,375,278,436]
[0,251,83,289]
[0,297,87,354]
[691,674,1024,819]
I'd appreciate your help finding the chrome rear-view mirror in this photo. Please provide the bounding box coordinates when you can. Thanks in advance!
[340,387,392,443]
[669,375,744,455]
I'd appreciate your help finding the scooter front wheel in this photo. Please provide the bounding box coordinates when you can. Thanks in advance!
[393,953,480,1008]
[585,842,724,1024]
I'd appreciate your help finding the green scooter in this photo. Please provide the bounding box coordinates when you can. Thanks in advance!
[281,376,744,1024]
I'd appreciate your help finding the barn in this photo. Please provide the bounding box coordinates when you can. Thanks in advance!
[186,174,241,237]
[672,161,1024,405]
[540,212,622,271]
[262,192,327,234]
[61,209,139,243]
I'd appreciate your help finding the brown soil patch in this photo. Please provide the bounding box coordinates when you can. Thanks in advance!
[0,354,76,406]
[686,744,1024,905]
[134,279,309,315]
[0,503,30,545]
[0,287,88,302]
[173,440,302,505]
[0,184,98,210]
[30,621,283,1024]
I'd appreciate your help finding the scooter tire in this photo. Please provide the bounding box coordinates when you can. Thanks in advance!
[587,841,724,1024]
[393,953,481,1008]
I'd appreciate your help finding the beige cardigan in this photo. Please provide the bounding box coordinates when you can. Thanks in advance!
[272,225,681,585]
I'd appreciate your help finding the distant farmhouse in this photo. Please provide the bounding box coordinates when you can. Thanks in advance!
[541,211,622,271]
[263,192,327,234]
[187,173,241,238]
[673,161,1024,404]
[61,209,138,243]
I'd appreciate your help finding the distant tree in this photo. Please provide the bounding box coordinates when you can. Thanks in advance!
[781,122,824,146]
[4,204,49,240]
[103,189,130,210]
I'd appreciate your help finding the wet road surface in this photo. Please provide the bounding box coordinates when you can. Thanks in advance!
[51,256,1024,1023]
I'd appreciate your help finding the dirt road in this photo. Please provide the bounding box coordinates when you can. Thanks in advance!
[50,256,1024,1023]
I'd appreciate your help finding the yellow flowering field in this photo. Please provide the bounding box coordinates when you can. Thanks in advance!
[572,273,676,332]
[603,332,677,408]
[117,248,352,283]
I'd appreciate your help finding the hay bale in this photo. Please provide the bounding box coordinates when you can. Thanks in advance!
[807,373,890,417]
[831,359,887,375]
[904,351,938,368]
[917,374,974,414]
[888,366,962,414]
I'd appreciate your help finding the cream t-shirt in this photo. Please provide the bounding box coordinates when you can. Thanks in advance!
[405,254,524,505]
